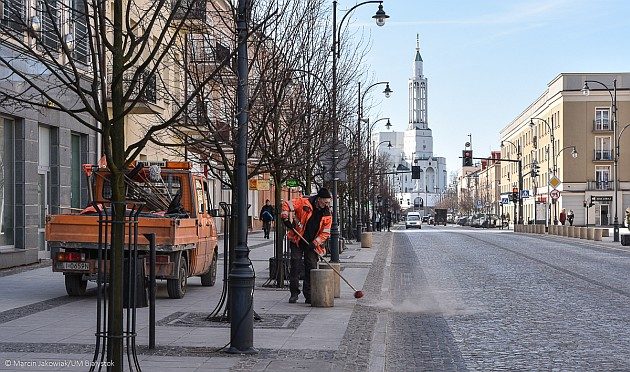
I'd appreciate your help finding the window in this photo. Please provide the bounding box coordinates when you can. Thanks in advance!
[38,0,60,50]
[71,133,81,208]
[595,108,611,130]
[595,136,612,160]
[0,118,14,247]
[1,0,25,32]
[71,0,89,63]
[195,179,205,214]
[595,166,611,190]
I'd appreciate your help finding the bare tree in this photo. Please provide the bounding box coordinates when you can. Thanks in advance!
[0,0,238,367]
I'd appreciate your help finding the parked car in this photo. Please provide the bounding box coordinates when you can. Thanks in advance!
[457,216,469,226]
[422,215,431,223]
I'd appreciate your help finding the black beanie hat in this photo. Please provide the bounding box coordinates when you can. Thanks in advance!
[316,188,332,198]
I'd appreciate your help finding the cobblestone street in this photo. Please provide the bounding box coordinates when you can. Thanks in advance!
[374,226,630,370]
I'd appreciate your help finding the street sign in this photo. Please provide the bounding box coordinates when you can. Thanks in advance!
[550,189,560,200]
[476,200,483,208]
[549,175,561,189]
[501,196,509,205]
[520,189,530,198]
[286,179,299,187]
[591,195,613,202]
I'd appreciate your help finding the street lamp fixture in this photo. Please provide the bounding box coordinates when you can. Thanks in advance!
[385,118,392,130]
[29,16,41,33]
[383,83,393,98]
[372,3,389,26]
[583,78,619,241]
[331,0,390,261]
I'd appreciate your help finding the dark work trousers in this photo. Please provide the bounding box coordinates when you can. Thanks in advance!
[289,241,319,300]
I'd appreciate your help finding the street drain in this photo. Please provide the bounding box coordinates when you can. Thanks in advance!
[157,312,306,329]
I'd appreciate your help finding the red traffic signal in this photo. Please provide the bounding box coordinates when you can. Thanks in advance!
[462,150,473,166]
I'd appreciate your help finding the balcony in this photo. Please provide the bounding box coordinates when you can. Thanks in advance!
[106,69,161,114]
[172,0,206,29]
[594,150,613,161]
[593,119,612,132]
[189,41,231,69]
[587,180,614,191]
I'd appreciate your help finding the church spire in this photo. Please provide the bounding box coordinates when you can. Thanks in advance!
[415,34,423,62]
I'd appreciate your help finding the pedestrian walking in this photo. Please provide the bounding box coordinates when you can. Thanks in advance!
[559,208,567,225]
[260,199,274,239]
[567,210,575,226]
[281,188,332,304]
[386,211,392,231]
[375,213,382,231]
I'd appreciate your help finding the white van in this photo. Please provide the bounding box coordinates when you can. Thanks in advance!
[405,212,422,229]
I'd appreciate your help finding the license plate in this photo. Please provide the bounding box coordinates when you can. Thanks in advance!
[56,262,90,271]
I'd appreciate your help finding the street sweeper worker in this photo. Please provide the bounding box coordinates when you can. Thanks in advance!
[281,188,332,304]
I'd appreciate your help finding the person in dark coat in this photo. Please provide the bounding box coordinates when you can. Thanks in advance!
[260,200,274,239]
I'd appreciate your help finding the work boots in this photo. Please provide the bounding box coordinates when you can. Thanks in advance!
[288,294,299,303]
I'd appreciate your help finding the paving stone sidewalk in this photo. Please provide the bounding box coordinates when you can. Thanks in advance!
[0,230,392,371]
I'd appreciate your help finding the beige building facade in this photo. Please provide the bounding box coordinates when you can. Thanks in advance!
[499,72,630,227]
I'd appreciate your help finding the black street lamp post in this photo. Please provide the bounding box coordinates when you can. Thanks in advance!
[501,140,524,225]
[227,0,256,354]
[331,1,389,261]
[357,82,391,235]
[530,117,554,226]
[582,79,619,241]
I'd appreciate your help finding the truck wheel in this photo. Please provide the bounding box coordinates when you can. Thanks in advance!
[167,258,188,299]
[200,250,217,287]
[65,273,87,296]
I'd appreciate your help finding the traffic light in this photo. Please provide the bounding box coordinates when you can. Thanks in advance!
[530,162,540,178]
[462,150,473,166]
[411,166,421,179]
[512,187,519,202]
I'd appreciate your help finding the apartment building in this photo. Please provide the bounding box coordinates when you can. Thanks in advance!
[0,0,245,268]
[499,72,630,227]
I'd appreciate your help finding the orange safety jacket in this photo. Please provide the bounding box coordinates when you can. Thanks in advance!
[281,196,332,255]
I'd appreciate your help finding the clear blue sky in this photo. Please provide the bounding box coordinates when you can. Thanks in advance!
[345,0,630,175]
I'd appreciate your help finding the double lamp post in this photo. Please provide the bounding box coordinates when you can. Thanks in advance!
[330,1,389,261]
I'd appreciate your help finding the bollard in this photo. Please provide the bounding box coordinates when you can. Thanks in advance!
[602,229,610,237]
[541,225,547,235]
[580,227,587,239]
[361,232,373,248]
[587,228,594,240]
[310,269,334,307]
[318,262,340,298]
[549,225,555,235]
[594,228,602,241]
[568,226,575,237]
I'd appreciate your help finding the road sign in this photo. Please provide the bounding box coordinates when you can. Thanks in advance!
[286,179,299,187]
[549,175,561,189]
[550,189,560,200]
[591,195,613,202]
[501,196,509,205]
[520,189,530,198]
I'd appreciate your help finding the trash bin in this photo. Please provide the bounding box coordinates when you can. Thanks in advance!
[123,257,148,308]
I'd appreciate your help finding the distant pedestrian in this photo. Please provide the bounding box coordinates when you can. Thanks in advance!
[375,213,382,231]
[559,209,567,225]
[386,211,392,231]
[260,200,274,239]
[567,210,575,226]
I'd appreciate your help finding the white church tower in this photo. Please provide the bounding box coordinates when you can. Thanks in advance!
[376,35,447,213]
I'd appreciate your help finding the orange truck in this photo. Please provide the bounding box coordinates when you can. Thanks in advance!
[46,160,219,299]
